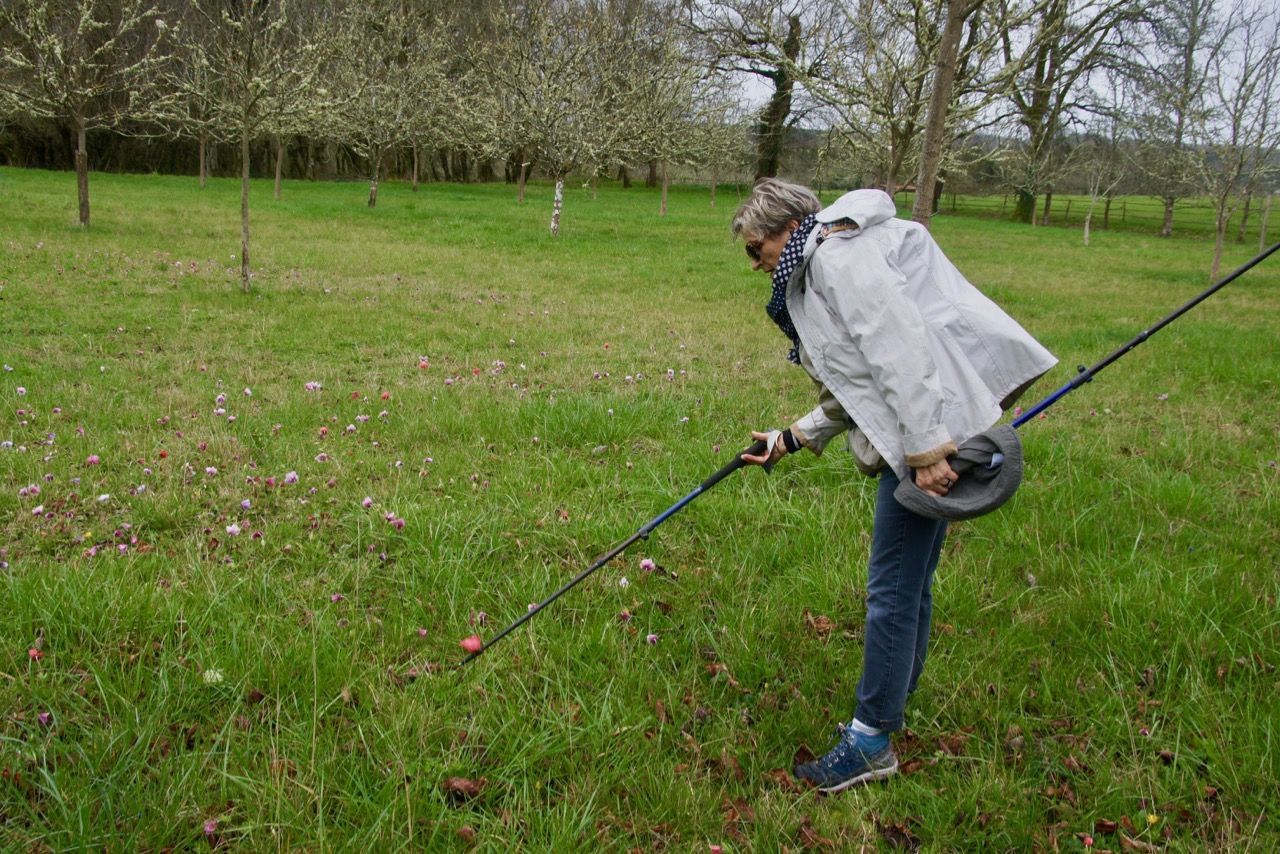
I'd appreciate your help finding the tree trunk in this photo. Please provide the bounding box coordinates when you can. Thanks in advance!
[550,177,564,236]
[240,120,252,292]
[75,117,90,227]
[1210,208,1227,280]
[618,165,631,189]
[1041,190,1053,225]
[1083,212,1092,246]
[1103,195,1112,230]
[1260,193,1272,253]
[368,149,380,208]
[1160,197,1174,238]
[1236,193,1251,243]
[754,14,801,180]
[660,161,669,217]
[518,155,528,203]
[1014,188,1035,224]
[710,169,717,209]
[274,136,284,199]
[199,130,208,189]
[912,0,982,228]
[647,160,658,188]
[412,144,420,192]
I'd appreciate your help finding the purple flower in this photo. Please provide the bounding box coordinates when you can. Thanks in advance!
[646,633,658,645]
[640,558,656,572]
[240,499,251,510]
[204,820,218,836]
[391,518,405,530]
[206,466,217,476]
[16,387,25,396]
[315,453,328,462]
[331,593,343,602]
[38,712,51,726]
[284,471,299,484]
[86,454,100,465]
[226,523,240,536]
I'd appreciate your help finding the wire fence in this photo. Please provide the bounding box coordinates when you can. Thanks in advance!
[894,191,1278,244]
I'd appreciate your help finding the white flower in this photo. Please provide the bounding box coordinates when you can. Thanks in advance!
[202,669,224,684]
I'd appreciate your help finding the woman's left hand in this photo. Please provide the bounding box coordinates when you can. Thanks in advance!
[913,458,960,497]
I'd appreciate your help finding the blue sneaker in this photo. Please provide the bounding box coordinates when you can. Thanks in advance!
[793,724,898,792]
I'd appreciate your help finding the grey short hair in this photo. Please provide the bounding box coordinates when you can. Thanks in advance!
[731,178,822,239]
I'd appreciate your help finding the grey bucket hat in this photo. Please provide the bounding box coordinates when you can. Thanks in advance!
[893,425,1024,522]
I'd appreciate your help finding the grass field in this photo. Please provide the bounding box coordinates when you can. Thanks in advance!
[1,167,1278,852]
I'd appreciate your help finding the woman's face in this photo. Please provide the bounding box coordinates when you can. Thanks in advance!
[743,220,798,273]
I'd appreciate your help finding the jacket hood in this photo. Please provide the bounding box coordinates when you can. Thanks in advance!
[816,189,897,230]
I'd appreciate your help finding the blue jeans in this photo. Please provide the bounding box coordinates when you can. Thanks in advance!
[853,467,948,732]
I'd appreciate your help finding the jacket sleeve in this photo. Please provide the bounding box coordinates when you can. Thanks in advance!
[790,381,848,455]
[809,241,955,464]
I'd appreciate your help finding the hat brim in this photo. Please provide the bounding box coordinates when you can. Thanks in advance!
[892,425,1024,522]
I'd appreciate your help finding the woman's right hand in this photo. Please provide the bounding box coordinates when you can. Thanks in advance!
[740,429,787,467]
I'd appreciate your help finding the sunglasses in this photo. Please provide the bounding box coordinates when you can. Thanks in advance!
[744,239,764,261]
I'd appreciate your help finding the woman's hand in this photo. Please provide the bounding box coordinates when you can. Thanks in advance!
[741,429,788,467]
[912,457,960,496]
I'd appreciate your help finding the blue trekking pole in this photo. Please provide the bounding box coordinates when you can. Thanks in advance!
[456,439,768,668]
[896,241,1280,521]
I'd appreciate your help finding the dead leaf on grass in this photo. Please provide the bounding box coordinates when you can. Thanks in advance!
[797,815,834,851]
[441,777,485,803]
[765,768,804,793]
[877,819,922,851]
[803,610,836,637]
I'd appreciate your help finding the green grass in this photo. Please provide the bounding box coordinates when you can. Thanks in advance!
[1,167,1278,852]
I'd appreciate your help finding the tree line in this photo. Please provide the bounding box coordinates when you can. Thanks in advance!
[3,0,1279,287]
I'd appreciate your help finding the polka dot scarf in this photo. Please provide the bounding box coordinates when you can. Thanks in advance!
[767,213,817,364]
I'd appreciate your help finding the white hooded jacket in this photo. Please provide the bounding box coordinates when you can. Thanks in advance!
[786,190,1058,478]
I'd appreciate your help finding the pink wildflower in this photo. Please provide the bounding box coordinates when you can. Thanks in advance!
[284,471,298,484]
[646,634,658,645]
[86,454,100,465]
[640,558,656,572]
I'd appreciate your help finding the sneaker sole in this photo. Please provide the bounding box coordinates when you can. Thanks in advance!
[816,760,899,793]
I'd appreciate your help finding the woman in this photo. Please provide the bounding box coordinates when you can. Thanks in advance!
[733,179,1056,792]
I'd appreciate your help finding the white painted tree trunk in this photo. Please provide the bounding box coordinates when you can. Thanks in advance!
[550,178,564,236]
